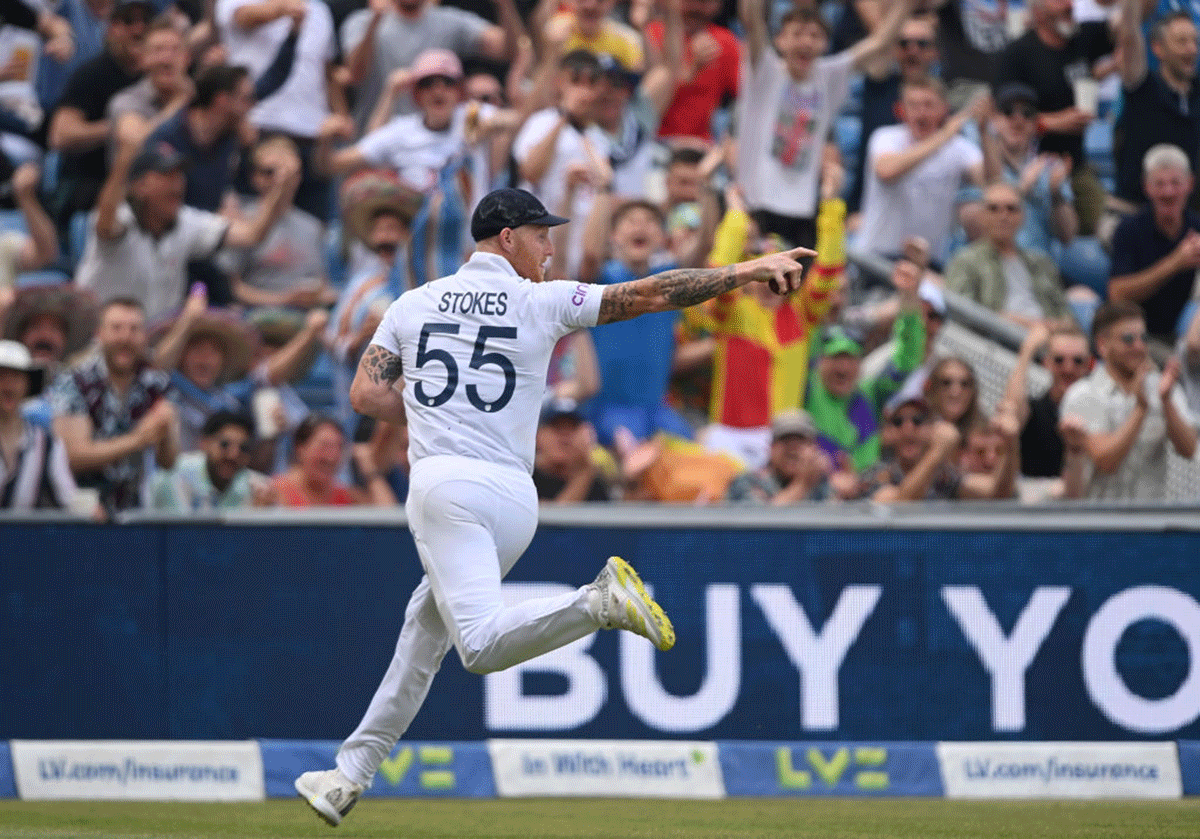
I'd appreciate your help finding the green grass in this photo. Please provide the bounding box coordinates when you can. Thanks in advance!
[1,798,1199,839]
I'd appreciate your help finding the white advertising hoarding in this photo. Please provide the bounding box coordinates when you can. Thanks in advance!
[937,741,1182,799]
[11,740,265,801]
[488,739,724,798]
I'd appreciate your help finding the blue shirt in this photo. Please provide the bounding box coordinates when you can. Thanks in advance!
[1110,207,1200,338]
[147,111,240,212]
[589,259,678,406]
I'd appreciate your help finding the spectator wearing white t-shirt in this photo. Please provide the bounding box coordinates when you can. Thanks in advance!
[216,0,343,219]
[735,0,914,249]
[858,76,987,263]
[512,49,611,280]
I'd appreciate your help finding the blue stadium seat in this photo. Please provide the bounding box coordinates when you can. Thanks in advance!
[16,269,70,288]
[1085,118,1115,193]
[324,221,347,289]
[0,209,27,234]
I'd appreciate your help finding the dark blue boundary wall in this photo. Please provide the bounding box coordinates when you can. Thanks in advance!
[3,516,1200,741]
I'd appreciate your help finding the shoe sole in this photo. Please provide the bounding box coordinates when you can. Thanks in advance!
[294,776,343,827]
[608,556,675,651]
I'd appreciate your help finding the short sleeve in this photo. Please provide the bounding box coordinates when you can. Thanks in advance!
[1060,379,1107,433]
[48,370,86,417]
[356,121,402,167]
[182,207,232,259]
[1169,383,1196,429]
[957,135,984,171]
[819,50,856,114]
[214,0,248,32]
[369,297,405,357]
[1109,217,1138,277]
[340,9,371,55]
[56,61,100,112]
[442,6,491,54]
[531,279,604,336]
[512,110,557,164]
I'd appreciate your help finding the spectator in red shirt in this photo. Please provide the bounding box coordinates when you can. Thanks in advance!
[646,0,739,140]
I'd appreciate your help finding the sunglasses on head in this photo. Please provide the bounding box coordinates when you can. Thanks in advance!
[1051,354,1088,366]
[1002,103,1037,119]
[898,37,933,49]
[889,412,928,428]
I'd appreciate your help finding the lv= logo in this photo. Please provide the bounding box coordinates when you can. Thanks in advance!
[776,747,889,791]
[377,746,456,789]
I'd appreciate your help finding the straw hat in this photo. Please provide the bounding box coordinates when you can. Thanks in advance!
[340,169,424,246]
[0,338,44,396]
[152,309,259,382]
[3,284,99,359]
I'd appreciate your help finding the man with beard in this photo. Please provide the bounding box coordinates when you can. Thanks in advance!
[725,408,831,504]
[107,18,194,139]
[149,409,273,510]
[1060,300,1196,499]
[49,297,178,513]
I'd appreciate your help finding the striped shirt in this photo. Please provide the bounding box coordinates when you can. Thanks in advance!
[0,422,77,511]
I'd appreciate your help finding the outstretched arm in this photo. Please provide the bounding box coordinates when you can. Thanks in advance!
[350,343,407,425]
[597,246,816,324]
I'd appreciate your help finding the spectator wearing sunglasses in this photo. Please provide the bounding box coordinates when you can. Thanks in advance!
[148,410,275,511]
[848,13,941,217]
[945,181,1087,330]
[1059,300,1196,500]
[856,384,1018,502]
[981,82,1110,301]
[1003,322,1090,493]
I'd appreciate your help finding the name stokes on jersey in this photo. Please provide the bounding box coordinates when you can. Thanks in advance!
[438,290,509,316]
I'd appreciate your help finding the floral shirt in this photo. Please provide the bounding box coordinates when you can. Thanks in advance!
[49,355,173,512]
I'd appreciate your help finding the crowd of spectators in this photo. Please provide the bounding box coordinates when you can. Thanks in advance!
[0,0,1199,517]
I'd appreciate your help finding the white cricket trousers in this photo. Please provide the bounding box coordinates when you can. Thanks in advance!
[337,455,601,786]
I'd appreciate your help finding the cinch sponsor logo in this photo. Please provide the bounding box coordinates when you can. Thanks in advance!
[377,746,455,790]
[961,758,1161,784]
[519,750,704,778]
[37,758,240,785]
[571,284,588,305]
[776,747,889,791]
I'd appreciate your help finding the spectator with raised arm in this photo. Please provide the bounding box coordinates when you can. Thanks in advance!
[1059,300,1197,500]
[543,0,643,72]
[1002,321,1092,499]
[107,17,193,141]
[735,0,913,249]
[341,0,521,132]
[994,0,1122,237]
[857,76,987,262]
[47,0,151,225]
[49,297,176,514]
[75,136,300,324]
[645,0,739,141]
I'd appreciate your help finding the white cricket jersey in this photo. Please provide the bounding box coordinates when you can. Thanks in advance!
[371,251,604,473]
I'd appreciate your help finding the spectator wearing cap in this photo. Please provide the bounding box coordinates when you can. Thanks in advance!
[736,0,914,250]
[857,386,1018,501]
[75,135,301,324]
[643,0,738,142]
[544,0,644,73]
[945,181,1083,331]
[1109,144,1200,344]
[533,396,611,502]
[1113,6,1200,212]
[513,49,611,280]
[341,0,522,133]
[151,284,329,452]
[1059,300,1197,500]
[49,297,176,513]
[725,408,831,504]
[0,339,78,510]
[47,0,152,226]
[327,171,422,435]
[220,135,336,314]
[982,82,1110,301]
[805,267,925,474]
[148,409,275,511]
[848,12,942,217]
[993,0,1124,237]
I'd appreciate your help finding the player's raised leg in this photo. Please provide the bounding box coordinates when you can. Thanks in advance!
[591,556,675,651]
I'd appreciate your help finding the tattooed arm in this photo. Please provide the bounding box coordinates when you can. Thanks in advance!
[350,344,407,425]
[596,246,817,325]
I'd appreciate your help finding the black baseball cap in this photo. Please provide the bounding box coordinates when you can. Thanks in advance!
[129,142,186,180]
[995,82,1038,111]
[471,188,569,241]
